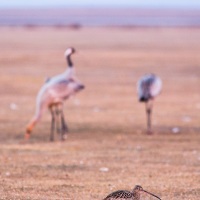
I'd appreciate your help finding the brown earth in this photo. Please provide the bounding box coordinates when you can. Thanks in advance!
[0,27,200,199]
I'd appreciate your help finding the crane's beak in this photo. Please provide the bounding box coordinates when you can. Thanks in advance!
[142,190,161,200]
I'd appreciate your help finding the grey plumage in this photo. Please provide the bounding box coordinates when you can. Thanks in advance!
[137,74,162,134]
[25,47,84,141]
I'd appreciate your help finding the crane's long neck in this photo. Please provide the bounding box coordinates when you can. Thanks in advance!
[25,112,41,139]
[25,101,45,139]
[66,54,73,68]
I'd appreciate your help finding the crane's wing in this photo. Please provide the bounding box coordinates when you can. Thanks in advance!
[47,79,74,97]
[103,190,133,200]
[137,74,162,101]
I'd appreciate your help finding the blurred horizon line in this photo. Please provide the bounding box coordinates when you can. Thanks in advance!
[1,0,200,10]
[1,6,200,10]
[1,7,200,27]
[1,5,200,10]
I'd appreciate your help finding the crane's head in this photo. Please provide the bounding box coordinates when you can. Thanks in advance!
[64,47,75,57]
[133,185,161,200]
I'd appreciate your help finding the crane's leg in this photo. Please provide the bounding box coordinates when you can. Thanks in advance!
[146,100,153,134]
[49,106,56,141]
[55,105,61,135]
[60,106,68,141]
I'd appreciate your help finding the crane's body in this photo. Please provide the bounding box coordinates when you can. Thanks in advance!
[137,74,162,102]
[35,67,81,111]
[25,47,84,141]
[137,74,162,134]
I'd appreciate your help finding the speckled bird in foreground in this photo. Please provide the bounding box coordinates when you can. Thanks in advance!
[103,185,161,200]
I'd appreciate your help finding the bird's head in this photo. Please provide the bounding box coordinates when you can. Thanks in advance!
[64,47,75,57]
[133,185,143,192]
[133,185,161,200]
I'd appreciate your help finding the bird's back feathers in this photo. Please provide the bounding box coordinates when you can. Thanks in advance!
[104,190,134,200]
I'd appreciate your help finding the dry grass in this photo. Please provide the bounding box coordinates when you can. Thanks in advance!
[0,27,200,199]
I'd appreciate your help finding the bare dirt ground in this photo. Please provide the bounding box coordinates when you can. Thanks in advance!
[0,27,200,199]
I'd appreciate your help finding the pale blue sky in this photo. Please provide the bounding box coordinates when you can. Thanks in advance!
[1,0,200,9]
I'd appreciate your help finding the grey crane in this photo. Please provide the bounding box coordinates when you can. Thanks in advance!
[137,74,162,134]
[25,47,84,141]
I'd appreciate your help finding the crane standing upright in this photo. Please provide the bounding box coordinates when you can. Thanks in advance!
[137,74,162,134]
